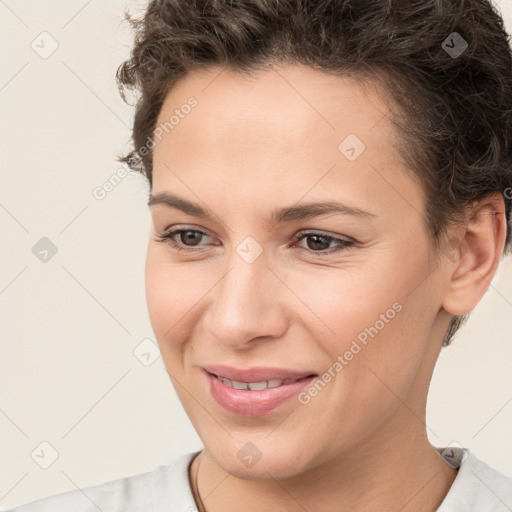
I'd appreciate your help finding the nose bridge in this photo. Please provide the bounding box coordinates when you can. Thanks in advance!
[204,242,287,347]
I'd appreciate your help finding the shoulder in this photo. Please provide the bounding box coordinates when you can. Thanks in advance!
[438,447,512,511]
[5,451,200,512]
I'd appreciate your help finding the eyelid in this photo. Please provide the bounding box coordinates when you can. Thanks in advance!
[291,229,353,243]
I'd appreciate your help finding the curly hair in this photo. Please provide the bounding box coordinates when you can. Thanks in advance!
[116,0,512,346]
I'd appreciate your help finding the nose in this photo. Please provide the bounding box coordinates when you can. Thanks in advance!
[202,249,289,350]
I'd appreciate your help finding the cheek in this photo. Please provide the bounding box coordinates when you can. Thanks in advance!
[300,263,431,400]
[295,279,429,451]
[286,263,401,346]
[144,246,204,356]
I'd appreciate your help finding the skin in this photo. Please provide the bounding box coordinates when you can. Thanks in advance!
[146,64,507,511]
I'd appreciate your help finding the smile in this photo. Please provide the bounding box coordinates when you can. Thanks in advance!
[204,368,317,417]
[215,375,307,390]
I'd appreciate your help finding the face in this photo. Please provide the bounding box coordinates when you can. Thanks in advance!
[146,64,451,480]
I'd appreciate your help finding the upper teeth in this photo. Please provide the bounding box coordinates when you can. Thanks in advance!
[217,376,300,390]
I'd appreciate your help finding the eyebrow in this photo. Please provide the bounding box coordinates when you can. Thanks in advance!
[147,192,377,223]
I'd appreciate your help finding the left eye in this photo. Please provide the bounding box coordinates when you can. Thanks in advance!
[155,228,354,254]
[290,232,354,253]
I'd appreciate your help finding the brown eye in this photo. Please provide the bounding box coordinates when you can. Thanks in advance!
[291,231,354,254]
[155,228,213,252]
[303,234,332,251]
[176,230,204,246]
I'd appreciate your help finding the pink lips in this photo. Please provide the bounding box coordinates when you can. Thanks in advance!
[204,365,317,417]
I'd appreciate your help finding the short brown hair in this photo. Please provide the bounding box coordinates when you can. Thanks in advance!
[116,0,512,345]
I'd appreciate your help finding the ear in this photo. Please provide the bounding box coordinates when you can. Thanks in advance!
[441,192,508,316]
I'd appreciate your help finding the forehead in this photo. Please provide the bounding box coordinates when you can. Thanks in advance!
[155,64,395,153]
[152,64,421,219]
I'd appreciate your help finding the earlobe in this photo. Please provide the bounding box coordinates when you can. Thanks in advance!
[441,193,507,316]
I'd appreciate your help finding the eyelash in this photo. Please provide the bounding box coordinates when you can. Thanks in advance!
[154,227,354,255]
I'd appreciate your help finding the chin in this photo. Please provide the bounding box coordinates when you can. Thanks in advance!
[206,437,316,481]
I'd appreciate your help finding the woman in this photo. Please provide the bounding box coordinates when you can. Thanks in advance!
[9,0,512,510]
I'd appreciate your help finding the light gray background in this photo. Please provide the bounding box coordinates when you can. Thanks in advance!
[1,0,511,509]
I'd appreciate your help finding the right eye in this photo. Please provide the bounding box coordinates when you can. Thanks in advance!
[155,227,214,252]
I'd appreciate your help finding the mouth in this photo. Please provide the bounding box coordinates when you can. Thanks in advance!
[211,373,314,390]
[203,366,317,417]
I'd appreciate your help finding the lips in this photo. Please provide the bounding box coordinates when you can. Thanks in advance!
[203,365,316,383]
[203,365,317,417]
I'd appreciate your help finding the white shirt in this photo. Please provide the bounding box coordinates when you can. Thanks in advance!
[5,447,512,511]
